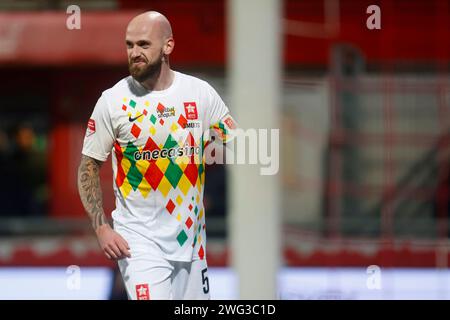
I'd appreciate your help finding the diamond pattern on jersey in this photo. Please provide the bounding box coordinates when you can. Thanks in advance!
[114,97,212,251]
[177,230,188,246]
[131,124,141,138]
[114,134,203,199]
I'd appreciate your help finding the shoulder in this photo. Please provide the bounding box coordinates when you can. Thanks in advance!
[175,71,213,91]
[102,76,133,98]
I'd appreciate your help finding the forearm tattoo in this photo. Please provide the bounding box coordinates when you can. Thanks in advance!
[77,155,108,230]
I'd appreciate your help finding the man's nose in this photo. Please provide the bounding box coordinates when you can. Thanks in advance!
[130,46,141,59]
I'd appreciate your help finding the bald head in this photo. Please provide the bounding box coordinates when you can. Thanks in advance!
[127,11,173,43]
[125,11,175,83]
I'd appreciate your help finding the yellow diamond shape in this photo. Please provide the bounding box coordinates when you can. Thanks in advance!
[198,235,202,243]
[155,157,170,173]
[120,179,133,198]
[176,213,181,221]
[176,195,183,205]
[196,195,200,203]
[136,111,144,123]
[199,208,204,220]
[196,175,203,192]
[138,177,151,198]
[193,153,201,165]
[135,159,150,177]
[145,100,150,107]
[157,176,172,197]
[127,111,132,118]
[123,97,127,102]
[170,122,178,132]
[178,174,191,196]
[175,155,189,170]
[121,157,132,176]
[149,126,156,135]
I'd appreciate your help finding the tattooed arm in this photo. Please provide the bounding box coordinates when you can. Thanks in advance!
[77,155,108,229]
[77,155,130,260]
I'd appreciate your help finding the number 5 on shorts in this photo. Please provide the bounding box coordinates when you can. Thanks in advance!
[201,268,209,294]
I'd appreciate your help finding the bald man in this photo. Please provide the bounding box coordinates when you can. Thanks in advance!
[77,11,237,300]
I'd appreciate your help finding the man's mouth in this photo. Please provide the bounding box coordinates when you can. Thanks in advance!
[132,59,146,64]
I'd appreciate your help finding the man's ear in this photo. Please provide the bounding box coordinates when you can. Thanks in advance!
[164,38,175,55]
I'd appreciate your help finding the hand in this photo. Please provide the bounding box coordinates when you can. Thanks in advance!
[95,224,131,260]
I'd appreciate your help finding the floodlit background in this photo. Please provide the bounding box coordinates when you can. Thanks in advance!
[0,0,449,299]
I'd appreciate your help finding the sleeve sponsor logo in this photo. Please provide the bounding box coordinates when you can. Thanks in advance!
[184,102,198,120]
[86,118,96,137]
[224,116,236,129]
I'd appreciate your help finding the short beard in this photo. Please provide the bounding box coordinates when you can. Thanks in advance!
[129,52,164,83]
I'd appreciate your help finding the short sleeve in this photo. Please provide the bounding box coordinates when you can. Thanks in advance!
[81,95,115,162]
[204,82,238,144]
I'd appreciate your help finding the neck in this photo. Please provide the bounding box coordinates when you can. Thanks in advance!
[140,62,174,91]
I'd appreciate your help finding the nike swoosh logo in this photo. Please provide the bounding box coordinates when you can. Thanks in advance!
[129,114,144,122]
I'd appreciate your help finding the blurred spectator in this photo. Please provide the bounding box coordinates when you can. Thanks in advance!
[0,123,47,217]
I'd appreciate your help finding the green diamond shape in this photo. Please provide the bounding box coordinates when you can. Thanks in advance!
[194,206,198,215]
[198,164,204,178]
[165,161,183,188]
[177,230,188,246]
[150,114,157,124]
[218,122,228,135]
[163,134,178,149]
[129,99,136,108]
[123,142,143,191]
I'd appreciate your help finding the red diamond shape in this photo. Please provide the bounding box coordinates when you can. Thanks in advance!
[122,105,127,111]
[198,245,204,260]
[144,162,164,190]
[184,163,198,186]
[131,123,141,138]
[159,119,164,125]
[178,115,187,128]
[188,204,193,211]
[143,109,148,116]
[185,217,193,229]
[143,136,159,154]
[166,199,175,214]
[157,103,165,113]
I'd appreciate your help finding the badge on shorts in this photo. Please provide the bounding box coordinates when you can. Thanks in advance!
[184,102,198,120]
[135,283,150,300]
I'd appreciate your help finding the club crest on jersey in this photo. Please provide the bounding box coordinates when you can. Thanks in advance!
[86,118,96,137]
[135,283,150,300]
[184,102,198,120]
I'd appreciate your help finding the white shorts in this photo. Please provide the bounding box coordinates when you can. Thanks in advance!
[115,223,210,300]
